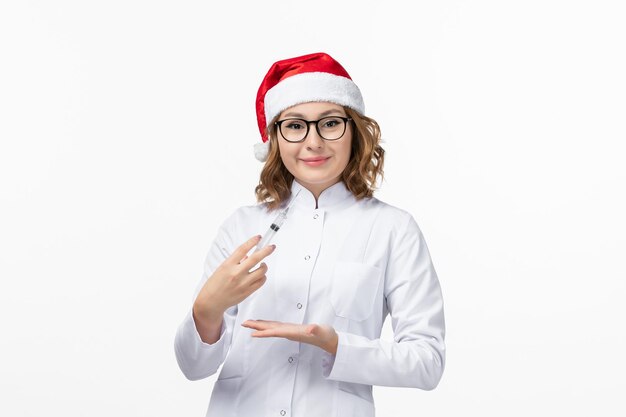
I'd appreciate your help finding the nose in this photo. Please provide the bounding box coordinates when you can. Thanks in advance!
[303,121,324,148]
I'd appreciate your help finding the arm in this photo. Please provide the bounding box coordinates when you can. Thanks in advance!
[322,215,446,389]
[174,214,274,381]
[174,220,237,381]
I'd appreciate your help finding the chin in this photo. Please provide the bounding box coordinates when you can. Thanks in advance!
[299,173,341,186]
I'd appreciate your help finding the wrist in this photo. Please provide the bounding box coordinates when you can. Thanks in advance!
[192,303,226,345]
[326,329,339,355]
[193,302,225,324]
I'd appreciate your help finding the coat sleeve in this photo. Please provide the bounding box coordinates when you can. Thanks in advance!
[322,214,446,389]
[174,214,239,381]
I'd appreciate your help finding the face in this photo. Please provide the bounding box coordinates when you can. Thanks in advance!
[276,102,353,198]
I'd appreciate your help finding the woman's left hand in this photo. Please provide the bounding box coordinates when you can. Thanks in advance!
[241,320,338,354]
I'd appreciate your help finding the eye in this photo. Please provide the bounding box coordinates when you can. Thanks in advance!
[284,120,306,130]
[321,117,343,128]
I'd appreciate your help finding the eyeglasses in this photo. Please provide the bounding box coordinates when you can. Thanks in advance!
[275,116,352,143]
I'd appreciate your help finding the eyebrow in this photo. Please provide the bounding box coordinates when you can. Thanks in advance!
[281,109,346,118]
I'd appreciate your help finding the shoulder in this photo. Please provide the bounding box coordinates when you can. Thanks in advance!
[228,202,269,218]
[221,202,271,224]
[211,203,273,246]
[365,197,416,226]
[358,197,424,245]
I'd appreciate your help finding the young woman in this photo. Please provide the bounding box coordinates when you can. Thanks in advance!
[175,52,446,417]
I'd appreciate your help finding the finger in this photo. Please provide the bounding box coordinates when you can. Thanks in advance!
[246,274,267,294]
[248,261,268,275]
[241,319,272,330]
[241,320,264,330]
[242,262,268,285]
[241,318,280,329]
[240,244,276,271]
[249,329,281,338]
[242,320,292,336]
[236,275,267,299]
[237,255,249,265]
[243,323,288,337]
[227,235,262,265]
[252,326,305,341]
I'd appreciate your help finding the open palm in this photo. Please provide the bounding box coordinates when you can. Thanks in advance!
[241,320,338,354]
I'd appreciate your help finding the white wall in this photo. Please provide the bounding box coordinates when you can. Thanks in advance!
[1,1,624,415]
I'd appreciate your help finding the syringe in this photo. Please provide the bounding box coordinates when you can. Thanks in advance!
[255,189,301,251]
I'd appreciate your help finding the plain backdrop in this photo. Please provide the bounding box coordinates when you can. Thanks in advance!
[1,1,625,416]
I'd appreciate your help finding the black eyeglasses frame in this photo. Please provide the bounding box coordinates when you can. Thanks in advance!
[274,116,353,143]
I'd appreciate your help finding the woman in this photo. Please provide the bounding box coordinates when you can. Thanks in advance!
[175,52,446,417]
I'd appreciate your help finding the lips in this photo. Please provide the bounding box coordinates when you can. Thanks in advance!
[300,156,331,166]
[300,157,330,162]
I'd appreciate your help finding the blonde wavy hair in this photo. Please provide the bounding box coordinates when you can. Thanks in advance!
[255,107,385,211]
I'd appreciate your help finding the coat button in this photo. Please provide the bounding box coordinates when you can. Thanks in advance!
[288,356,294,363]
[297,303,303,309]
[304,255,310,260]
[280,411,286,416]
[313,214,319,219]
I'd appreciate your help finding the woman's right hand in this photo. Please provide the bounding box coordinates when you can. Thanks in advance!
[193,235,276,330]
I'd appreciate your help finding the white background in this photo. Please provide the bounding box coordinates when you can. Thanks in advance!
[1,1,625,416]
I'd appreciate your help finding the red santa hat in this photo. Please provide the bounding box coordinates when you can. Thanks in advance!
[254,52,365,162]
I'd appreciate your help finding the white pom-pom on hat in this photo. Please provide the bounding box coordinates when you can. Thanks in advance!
[253,52,365,161]
[254,141,269,162]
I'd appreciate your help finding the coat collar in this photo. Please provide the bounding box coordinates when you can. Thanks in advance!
[289,180,355,210]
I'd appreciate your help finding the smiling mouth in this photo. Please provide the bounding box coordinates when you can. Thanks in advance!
[300,156,331,166]
[301,157,330,162]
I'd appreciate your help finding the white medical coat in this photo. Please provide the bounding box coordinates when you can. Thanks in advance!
[175,180,446,417]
